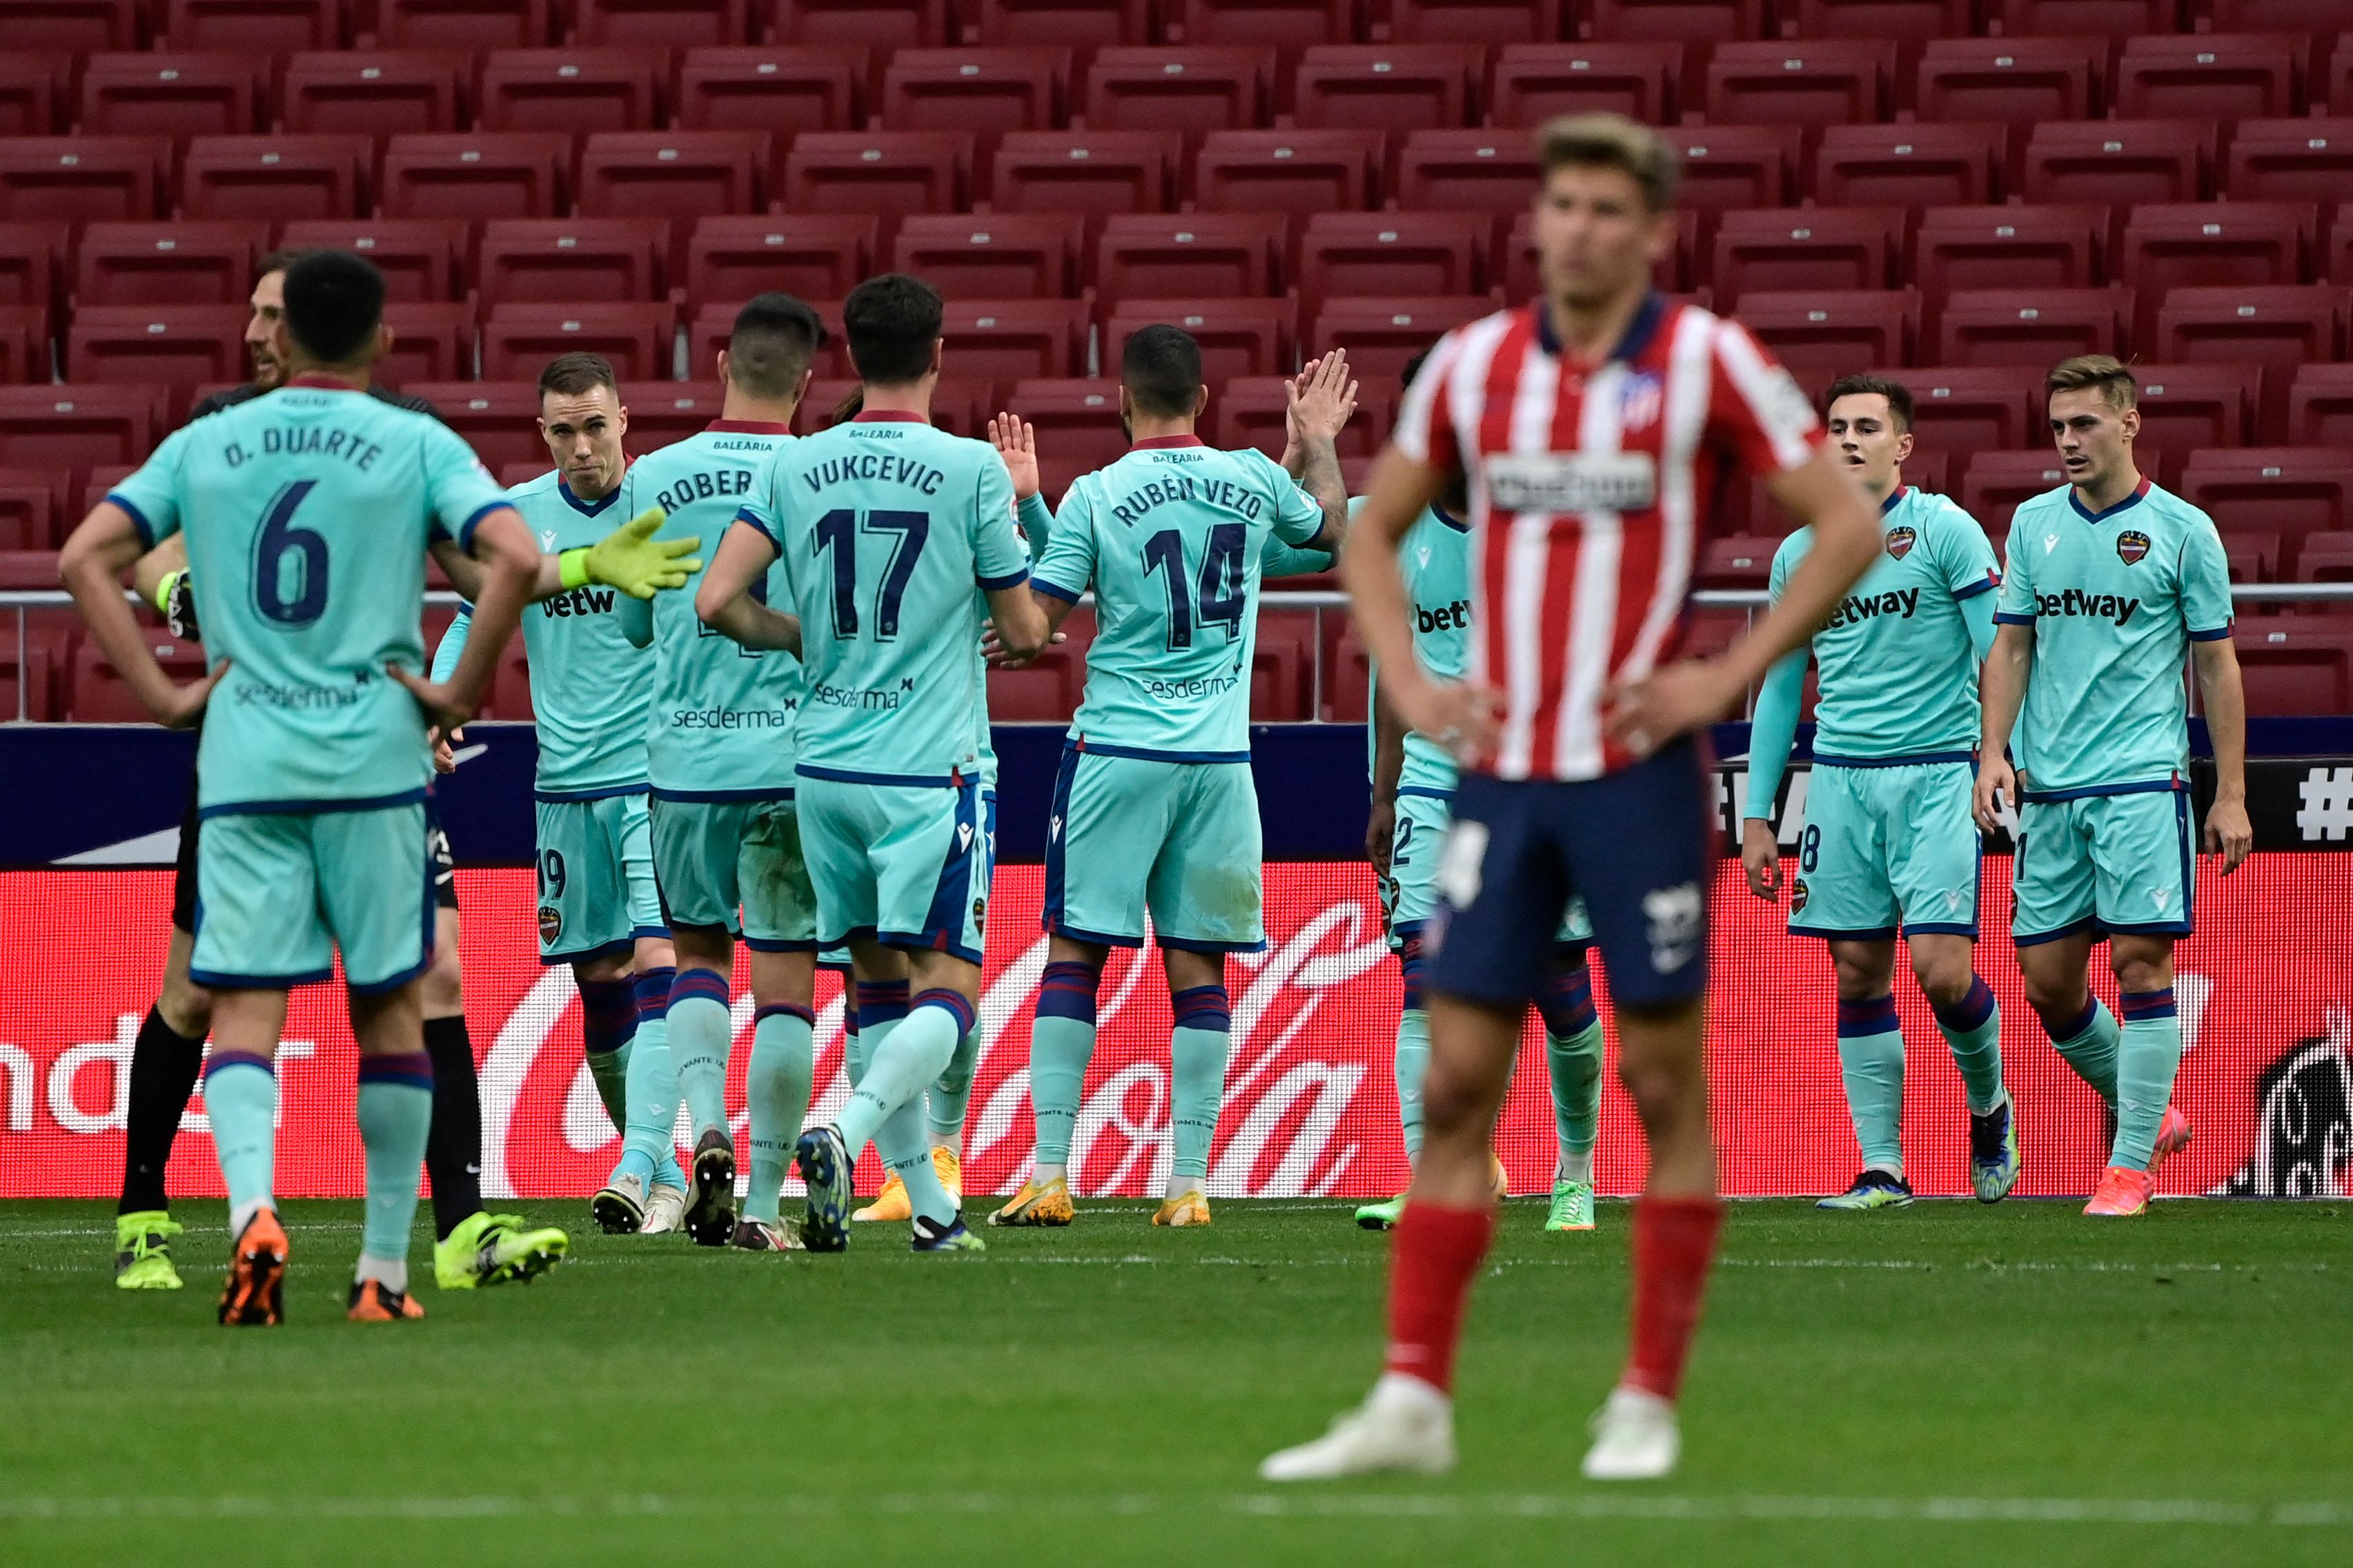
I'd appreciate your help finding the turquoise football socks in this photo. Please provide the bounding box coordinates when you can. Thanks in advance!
[929,1024,982,1145]
[1835,994,1907,1178]
[745,1002,814,1225]
[2113,988,2184,1169]
[356,1053,433,1267]
[1169,984,1231,1189]
[1933,975,2008,1115]
[203,1051,278,1238]
[667,968,734,1144]
[835,993,970,1159]
[1539,964,1604,1166]
[578,975,636,1134]
[1030,960,1100,1175]
[2042,995,2121,1104]
[1393,1009,1430,1161]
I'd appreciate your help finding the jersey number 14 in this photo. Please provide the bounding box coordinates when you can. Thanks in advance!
[1143,524,1246,649]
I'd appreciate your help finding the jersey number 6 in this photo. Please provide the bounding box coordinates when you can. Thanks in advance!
[250,479,327,628]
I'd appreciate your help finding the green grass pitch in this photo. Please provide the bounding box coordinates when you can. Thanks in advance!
[2,1197,2346,1566]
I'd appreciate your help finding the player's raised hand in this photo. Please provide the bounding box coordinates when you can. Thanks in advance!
[1739,817,1782,900]
[1972,753,2015,836]
[387,664,473,736]
[990,413,1041,502]
[149,659,228,730]
[1604,659,1744,760]
[1288,349,1358,444]
[2205,793,2254,874]
[578,507,698,599]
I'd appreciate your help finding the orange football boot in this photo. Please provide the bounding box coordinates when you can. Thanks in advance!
[346,1278,425,1321]
[216,1209,288,1327]
[2084,1165,2154,1217]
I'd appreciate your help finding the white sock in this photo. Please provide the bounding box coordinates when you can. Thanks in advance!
[1165,1171,1203,1201]
[228,1199,266,1239]
[1557,1147,1595,1184]
[929,1133,955,1153]
[1034,1161,1066,1186]
[355,1253,408,1293]
[1372,1371,1450,1412]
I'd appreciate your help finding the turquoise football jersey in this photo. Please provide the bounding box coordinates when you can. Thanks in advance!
[1030,436,1326,759]
[630,422,803,796]
[1361,498,1475,797]
[1996,478,2233,794]
[505,468,656,797]
[1772,485,2000,762]
[738,411,1027,784]
[108,381,509,813]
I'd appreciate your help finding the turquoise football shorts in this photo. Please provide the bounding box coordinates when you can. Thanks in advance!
[2011,783,2194,945]
[190,801,432,992]
[1787,759,1982,941]
[649,792,819,952]
[533,791,667,965]
[1045,746,1265,953]
[798,772,991,964]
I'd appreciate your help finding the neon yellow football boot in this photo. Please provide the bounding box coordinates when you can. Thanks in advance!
[433,1211,570,1289]
[115,1211,184,1291]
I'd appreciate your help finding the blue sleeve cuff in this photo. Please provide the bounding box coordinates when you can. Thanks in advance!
[1952,575,1997,600]
[1993,611,2036,625]
[456,501,509,557]
[107,492,155,548]
[2188,624,2233,642]
[734,508,780,558]
[1031,577,1082,604]
[977,568,1030,592]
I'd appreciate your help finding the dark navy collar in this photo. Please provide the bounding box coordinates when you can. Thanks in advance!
[1879,484,1909,517]
[1533,290,1666,366]
[1431,500,1470,533]
[2069,475,2151,524]
[558,468,624,517]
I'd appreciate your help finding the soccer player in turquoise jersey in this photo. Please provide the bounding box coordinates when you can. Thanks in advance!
[699,273,1050,1253]
[1976,355,2252,1218]
[1360,350,1612,1237]
[613,295,826,1251]
[57,250,542,1324]
[984,327,1347,1229]
[433,353,692,1238]
[1740,375,2019,1211]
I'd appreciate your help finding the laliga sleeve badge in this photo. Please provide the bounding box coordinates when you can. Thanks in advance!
[2116,529,2151,565]
[1884,525,1916,560]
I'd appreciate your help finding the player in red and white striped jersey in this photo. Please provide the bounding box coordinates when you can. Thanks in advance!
[1263,115,1885,1484]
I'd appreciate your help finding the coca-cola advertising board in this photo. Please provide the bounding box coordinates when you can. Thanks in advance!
[5,861,2348,1200]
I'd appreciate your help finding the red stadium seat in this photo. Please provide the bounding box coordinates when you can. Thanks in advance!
[2235,619,2353,716]
[1251,608,1313,722]
[404,381,556,470]
[1307,293,1499,381]
[277,218,466,300]
[1080,48,1271,134]
[0,54,63,137]
[2128,364,2257,476]
[0,614,59,718]
[1389,0,1560,43]
[2114,33,2303,122]
[74,219,260,306]
[0,468,59,550]
[1933,286,2130,366]
[1210,373,1390,459]
[2291,533,2353,583]
[574,0,748,46]
[683,213,876,304]
[160,0,337,49]
[618,381,725,444]
[0,221,59,320]
[280,52,462,136]
[768,0,946,48]
[1658,125,1798,212]
[1487,42,1680,127]
[482,301,673,381]
[986,645,1087,721]
[2223,118,2353,202]
[67,304,247,386]
[77,52,262,138]
[0,385,155,469]
[0,305,45,384]
[782,131,967,216]
[2153,285,2344,376]
[0,137,164,224]
[2022,120,2216,206]
[2180,448,2353,554]
[1960,450,2069,543]
[1392,130,1539,215]
[1163,0,1355,48]
[989,130,1172,216]
[1913,204,2105,299]
[1093,212,1286,299]
[890,212,1081,297]
[576,131,765,220]
[379,132,570,219]
[1710,208,1901,304]
[2118,204,2314,327]
[476,49,662,133]
[675,47,864,135]
[936,297,1087,381]
[2287,364,2353,446]
[972,0,1149,46]
[378,299,473,384]
[1913,37,2103,126]
[881,48,1063,142]
[477,217,667,304]
[1297,211,1483,318]
[1502,204,1700,297]
[1878,366,2041,453]
[1782,0,1969,43]
[68,633,208,724]
[1704,40,1893,128]
[376,0,553,48]
[1737,290,1918,393]
[1813,123,2002,209]
[1103,297,1293,384]
[178,134,367,221]
[1990,0,2179,34]
[1194,129,1382,212]
[2221,530,2279,584]
[1,0,139,50]
[1584,0,1765,43]
[1697,535,1777,591]
[1291,46,1475,130]
[1006,377,1127,502]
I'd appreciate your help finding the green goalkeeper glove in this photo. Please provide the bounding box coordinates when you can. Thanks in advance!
[558,508,699,600]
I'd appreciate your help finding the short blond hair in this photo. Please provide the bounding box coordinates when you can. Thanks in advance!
[1536,113,1679,212]
[2047,354,2137,412]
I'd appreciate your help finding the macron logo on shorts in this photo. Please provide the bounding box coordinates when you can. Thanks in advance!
[1643,882,1702,975]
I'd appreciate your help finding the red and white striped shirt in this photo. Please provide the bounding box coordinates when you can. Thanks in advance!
[1391,292,1822,782]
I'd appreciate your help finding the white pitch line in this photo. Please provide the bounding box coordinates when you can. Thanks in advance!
[0,1492,2339,1529]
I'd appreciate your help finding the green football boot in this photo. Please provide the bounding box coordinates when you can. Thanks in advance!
[909,1213,986,1253]
[433,1211,570,1290]
[1544,1179,1596,1233]
[1354,1193,1407,1231]
[1817,1169,1915,1211]
[115,1210,184,1291]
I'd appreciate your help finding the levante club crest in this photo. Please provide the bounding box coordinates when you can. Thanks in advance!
[2117,529,2152,564]
[1885,525,1916,560]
